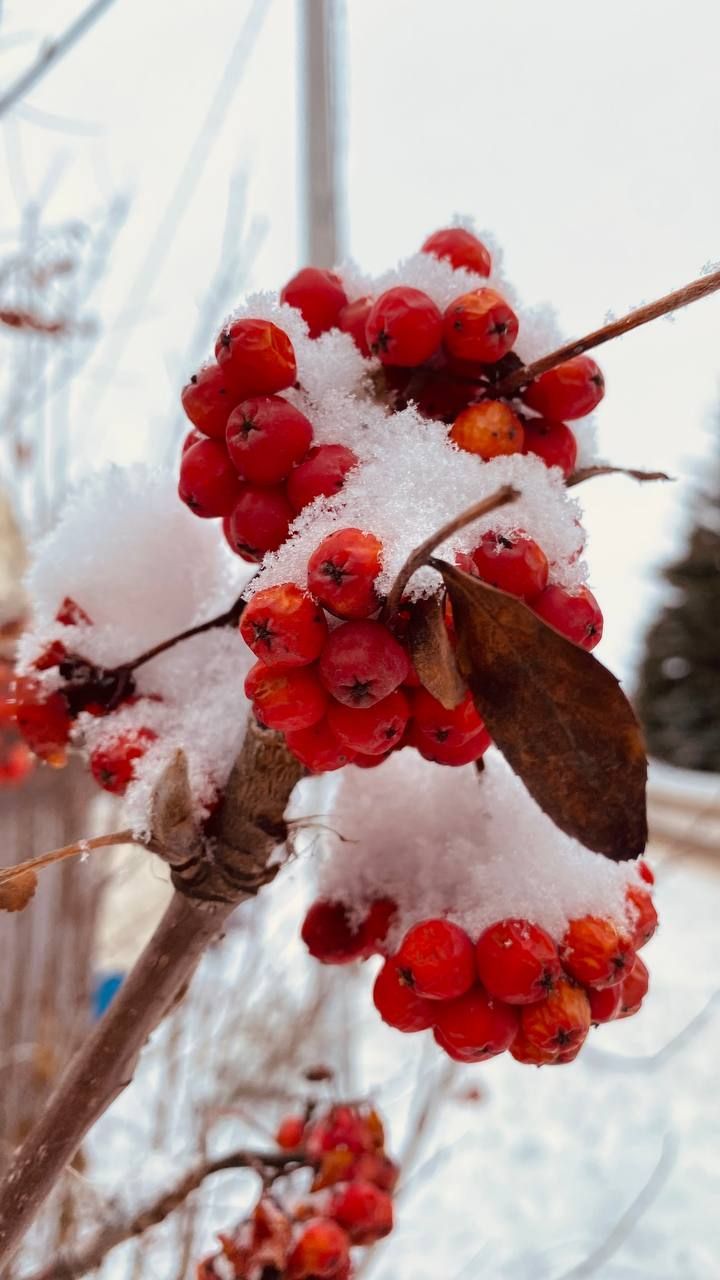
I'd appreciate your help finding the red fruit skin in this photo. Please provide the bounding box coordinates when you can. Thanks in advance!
[362,897,397,954]
[56,596,92,626]
[618,954,649,1016]
[450,401,524,460]
[308,528,383,620]
[588,984,623,1024]
[302,900,370,964]
[245,662,326,732]
[276,1115,306,1149]
[327,689,409,756]
[422,227,491,277]
[280,267,348,338]
[182,428,204,455]
[373,957,436,1032]
[396,918,476,1001]
[411,687,484,748]
[181,362,239,439]
[337,297,372,356]
[625,884,658,949]
[433,986,519,1062]
[638,859,655,885]
[561,916,635,989]
[284,721,355,772]
[522,417,578,478]
[329,1181,394,1245]
[215,317,297,395]
[522,355,605,420]
[240,584,328,668]
[178,438,241,518]
[286,1218,350,1280]
[90,728,157,796]
[443,288,519,364]
[319,621,410,708]
[409,722,492,766]
[225,486,293,559]
[468,530,549,600]
[520,979,591,1057]
[475,919,562,1005]
[12,677,71,762]
[531,584,604,651]
[509,1030,559,1066]
[366,287,443,367]
[287,444,358,513]
[226,395,313,485]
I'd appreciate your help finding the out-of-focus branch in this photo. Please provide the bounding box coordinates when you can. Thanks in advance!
[0,0,119,120]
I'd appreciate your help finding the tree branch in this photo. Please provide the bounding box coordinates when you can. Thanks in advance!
[0,0,119,120]
[0,829,138,889]
[567,465,673,489]
[0,719,304,1269]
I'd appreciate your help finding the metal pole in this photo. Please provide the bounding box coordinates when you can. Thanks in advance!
[300,0,343,267]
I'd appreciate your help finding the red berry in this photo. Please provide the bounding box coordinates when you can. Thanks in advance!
[476,919,562,1005]
[450,401,524,459]
[366,287,442,367]
[226,395,313,485]
[215,317,297,395]
[522,356,605,420]
[352,1151,399,1192]
[284,721,355,772]
[225,486,293,560]
[329,1181,394,1244]
[178,438,240,518]
[522,417,578,479]
[301,900,369,964]
[588,984,623,1024]
[12,677,71,763]
[434,986,519,1062]
[373,957,436,1032]
[287,444,358,513]
[618,954,649,1017]
[337,297,372,356]
[281,267,348,338]
[509,1030,559,1065]
[625,884,658,949]
[245,662,326,732]
[287,1218,350,1280]
[181,362,239,439]
[396,918,475,1001]
[422,227,492,277]
[520,979,591,1057]
[443,289,518,364]
[319,620,409,708]
[561,916,635,989]
[90,728,157,796]
[468,530,549,600]
[34,641,69,674]
[182,428,204,455]
[56,597,92,626]
[240,584,328,667]
[638,859,655,885]
[409,723,492,766]
[327,689,409,756]
[276,1115,306,1149]
[362,897,397,953]
[411,687,484,748]
[308,528,383,620]
[531,584,603,651]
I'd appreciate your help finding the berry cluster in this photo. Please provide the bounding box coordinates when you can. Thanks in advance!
[196,1101,398,1280]
[301,869,657,1068]
[9,596,158,795]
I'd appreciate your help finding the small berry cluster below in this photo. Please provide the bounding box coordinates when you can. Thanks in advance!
[302,872,657,1068]
[196,1102,398,1280]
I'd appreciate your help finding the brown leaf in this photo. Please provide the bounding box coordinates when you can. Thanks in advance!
[0,868,37,912]
[149,750,202,863]
[408,595,467,709]
[434,559,647,860]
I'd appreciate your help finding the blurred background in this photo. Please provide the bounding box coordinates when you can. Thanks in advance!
[0,2,718,1277]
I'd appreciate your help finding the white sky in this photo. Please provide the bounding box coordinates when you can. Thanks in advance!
[1,0,719,682]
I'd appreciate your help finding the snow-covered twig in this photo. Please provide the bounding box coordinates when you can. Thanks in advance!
[0,0,119,120]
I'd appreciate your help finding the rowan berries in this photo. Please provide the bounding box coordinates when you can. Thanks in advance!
[284,721,355,772]
[318,621,410,707]
[215,317,297,395]
[181,362,239,439]
[522,355,604,420]
[12,677,71,763]
[329,1180,394,1244]
[245,663,326,731]
[450,401,524,459]
[281,267,348,338]
[396,918,475,1000]
[225,486,294,559]
[226,395,313,485]
[422,227,492,277]
[178,439,240,518]
[337,296,373,356]
[240,584,328,667]
[433,986,519,1062]
[476,919,562,1004]
[410,724,492,766]
[467,529,549,599]
[366,287,442,366]
[373,958,436,1032]
[520,979,591,1057]
[302,900,373,964]
[625,884,658,948]
[327,689,409,755]
[308,528,383,619]
[522,417,578,478]
[276,1115,306,1149]
[410,687,484,748]
[618,954,649,1016]
[287,1218,350,1279]
[561,916,635,988]
[287,444,358,513]
[587,984,623,1024]
[443,289,518,364]
[531,584,604,651]
[90,728,157,795]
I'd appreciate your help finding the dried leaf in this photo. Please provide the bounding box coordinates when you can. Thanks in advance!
[434,559,647,860]
[149,750,201,863]
[407,595,467,709]
[0,868,37,912]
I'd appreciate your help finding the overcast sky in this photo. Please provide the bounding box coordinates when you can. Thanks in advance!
[1,0,719,682]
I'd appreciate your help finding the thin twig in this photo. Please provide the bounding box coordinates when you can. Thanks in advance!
[0,829,139,887]
[24,1149,307,1280]
[0,0,119,119]
[496,267,720,396]
[567,465,673,488]
[382,485,519,619]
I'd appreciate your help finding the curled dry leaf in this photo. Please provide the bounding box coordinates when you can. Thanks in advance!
[0,868,38,912]
[407,594,467,709]
[432,559,648,860]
